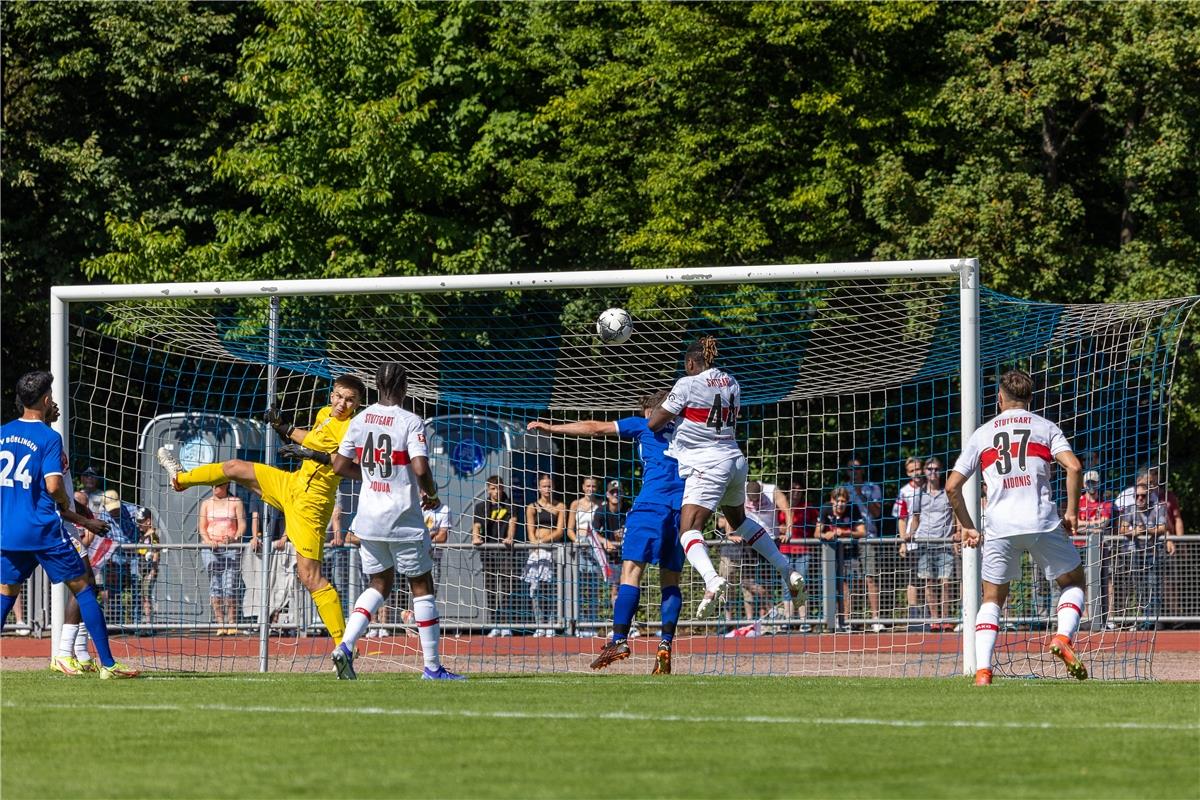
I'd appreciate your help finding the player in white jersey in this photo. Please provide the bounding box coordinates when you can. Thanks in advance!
[648,336,804,618]
[328,363,464,681]
[945,369,1087,685]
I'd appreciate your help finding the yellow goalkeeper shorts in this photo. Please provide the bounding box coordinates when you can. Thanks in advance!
[252,463,336,562]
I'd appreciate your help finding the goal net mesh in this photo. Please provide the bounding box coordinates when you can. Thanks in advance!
[62,276,1196,678]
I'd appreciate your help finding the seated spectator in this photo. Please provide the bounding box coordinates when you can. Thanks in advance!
[199,482,246,635]
[816,487,866,632]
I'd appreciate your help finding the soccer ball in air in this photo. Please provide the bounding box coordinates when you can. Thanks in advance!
[596,308,633,345]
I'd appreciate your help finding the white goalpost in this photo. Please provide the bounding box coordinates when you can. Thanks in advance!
[47,258,1190,678]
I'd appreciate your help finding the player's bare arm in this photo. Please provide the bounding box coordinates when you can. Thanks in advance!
[1054,450,1082,535]
[645,405,674,433]
[46,475,107,536]
[527,420,616,437]
[411,456,440,510]
[944,470,980,547]
[331,452,363,482]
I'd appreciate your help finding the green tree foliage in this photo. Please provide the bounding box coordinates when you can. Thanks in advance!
[1,0,255,406]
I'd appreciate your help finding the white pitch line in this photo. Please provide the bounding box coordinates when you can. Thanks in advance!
[5,701,1197,732]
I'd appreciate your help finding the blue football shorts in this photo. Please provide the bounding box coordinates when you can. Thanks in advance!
[619,503,684,572]
[1,536,88,585]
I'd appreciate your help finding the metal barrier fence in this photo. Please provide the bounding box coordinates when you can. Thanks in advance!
[6,535,1199,639]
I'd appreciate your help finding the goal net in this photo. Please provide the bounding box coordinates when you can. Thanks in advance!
[51,263,1196,678]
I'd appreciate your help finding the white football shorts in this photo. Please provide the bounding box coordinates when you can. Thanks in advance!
[981,528,1082,585]
[680,453,749,511]
[358,533,434,578]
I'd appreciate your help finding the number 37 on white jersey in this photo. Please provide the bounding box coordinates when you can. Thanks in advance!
[951,408,1073,538]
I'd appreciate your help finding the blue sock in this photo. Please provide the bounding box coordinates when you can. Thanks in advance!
[75,586,115,667]
[0,593,15,623]
[660,585,682,643]
[611,583,640,641]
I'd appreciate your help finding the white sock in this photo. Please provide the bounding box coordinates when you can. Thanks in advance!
[975,602,1001,672]
[58,624,78,658]
[342,588,384,650]
[680,530,719,589]
[1056,586,1085,641]
[734,519,790,575]
[74,625,92,662]
[413,594,440,670]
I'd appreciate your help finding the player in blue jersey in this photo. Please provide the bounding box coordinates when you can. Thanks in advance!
[527,389,685,674]
[0,371,140,679]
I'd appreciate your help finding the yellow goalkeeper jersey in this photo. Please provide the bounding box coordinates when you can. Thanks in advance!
[298,405,352,498]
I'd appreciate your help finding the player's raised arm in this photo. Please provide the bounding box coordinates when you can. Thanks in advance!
[527,420,617,437]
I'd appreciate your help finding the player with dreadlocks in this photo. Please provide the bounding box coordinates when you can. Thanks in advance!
[648,336,805,618]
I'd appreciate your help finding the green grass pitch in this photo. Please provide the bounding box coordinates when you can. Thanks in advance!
[2,672,1197,799]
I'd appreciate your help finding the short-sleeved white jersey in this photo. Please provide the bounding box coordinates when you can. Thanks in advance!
[745,482,779,534]
[893,481,921,520]
[337,403,428,541]
[951,407,1072,538]
[662,367,742,468]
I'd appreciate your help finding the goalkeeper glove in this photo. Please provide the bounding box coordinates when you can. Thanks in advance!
[278,443,331,466]
[265,406,295,441]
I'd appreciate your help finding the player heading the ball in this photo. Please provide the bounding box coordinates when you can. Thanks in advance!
[647,336,805,618]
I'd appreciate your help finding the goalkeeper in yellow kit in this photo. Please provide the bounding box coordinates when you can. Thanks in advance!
[156,375,367,643]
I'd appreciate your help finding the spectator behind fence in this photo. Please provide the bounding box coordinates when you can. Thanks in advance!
[524,474,565,637]
[135,507,160,633]
[423,491,452,586]
[568,476,613,636]
[199,482,246,635]
[841,457,884,632]
[894,457,925,629]
[1146,467,1186,621]
[472,476,517,638]
[816,486,866,632]
[246,510,297,633]
[1078,470,1115,629]
[94,490,137,626]
[716,513,766,634]
[780,482,818,632]
[1118,481,1170,630]
[79,466,104,517]
[909,457,958,632]
[592,479,630,617]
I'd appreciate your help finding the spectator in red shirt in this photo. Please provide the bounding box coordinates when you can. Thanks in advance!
[779,482,818,632]
[1078,470,1115,629]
